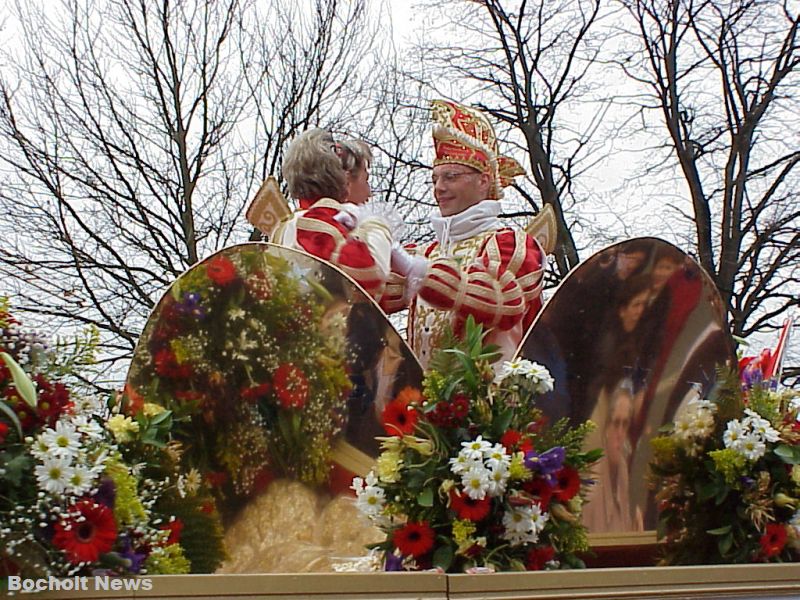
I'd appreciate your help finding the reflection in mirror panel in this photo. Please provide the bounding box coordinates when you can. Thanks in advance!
[518,238,735,534]
[124,243,423,572]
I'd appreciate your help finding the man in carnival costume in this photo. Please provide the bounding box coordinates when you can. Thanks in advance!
[383,100,546,367]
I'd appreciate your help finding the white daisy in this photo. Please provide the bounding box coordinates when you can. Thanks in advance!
[739,432,767,461]
[528,503,549,534]
[35,457,75,495]
[692,410,716,439]
[723,419,745,450]
[743,409,781,443]
[526,362,554,394]
[41,421,81,461]
[449,453,479,475]
[67,464,95,495]
[461,466,491,500]
[497,359,534,381]
[485,463,510,498]
[460,436,493,461]
[502,506,539,545]
[485,443,511,470]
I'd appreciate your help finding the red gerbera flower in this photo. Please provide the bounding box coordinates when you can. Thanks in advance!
[552,466,581,502]
[52,500,117,564]
[760,523,788,558]
[526,545,555,570]
[273,363,309,409]
[522,477,554,509]
[160,519,184,546]
[206,255,238,286]
[381,396,419,436]
[450,490,491,522]
[393,521,435,558]
[0,422,9,444]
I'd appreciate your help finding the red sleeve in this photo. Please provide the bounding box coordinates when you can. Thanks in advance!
[418,229,545,330]
[295,207,387,299]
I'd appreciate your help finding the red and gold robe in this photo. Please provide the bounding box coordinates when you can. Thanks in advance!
[382,202,545,368]
[273,198,392,301]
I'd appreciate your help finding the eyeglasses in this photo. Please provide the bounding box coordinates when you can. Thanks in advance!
[431,170,479,185]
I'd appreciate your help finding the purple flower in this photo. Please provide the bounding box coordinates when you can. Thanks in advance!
[524,446,566,481]
[93,478,116,508]
[117,537,147,574]
[384,552,404,571]
[176,292,206,319]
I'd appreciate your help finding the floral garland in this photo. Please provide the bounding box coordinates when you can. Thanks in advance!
[352,318,601,572]
[124,245,352,518]
[0,303,223,577]
[650,368,800,564]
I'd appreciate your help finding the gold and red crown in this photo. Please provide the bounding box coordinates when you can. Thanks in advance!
[431,99,525,200]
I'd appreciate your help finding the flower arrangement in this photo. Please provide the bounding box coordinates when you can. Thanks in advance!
[123,245,353,518]
[650,369,800,564]
[352,318,601,572]
[0,302,224,577]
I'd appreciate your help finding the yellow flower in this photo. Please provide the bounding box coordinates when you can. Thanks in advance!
[651,436,678,464]
[709,448,747,485]
[377,451,403,483]
[439,479,456,500]
[508,452,532,481]
[774,493,797,508]
[378,436,402,453]
[402,435,433,456]
[142,402,166,417]
[106,415,140,443]
[452,519,476,546]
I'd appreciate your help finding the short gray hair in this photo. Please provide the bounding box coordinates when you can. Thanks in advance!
[282,128,372,201]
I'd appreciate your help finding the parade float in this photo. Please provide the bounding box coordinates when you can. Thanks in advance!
[2,236,798,599]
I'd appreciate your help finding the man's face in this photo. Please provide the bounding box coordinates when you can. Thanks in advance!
[432,164,488,217]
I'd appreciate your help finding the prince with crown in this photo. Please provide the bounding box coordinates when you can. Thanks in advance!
[383,100,547,367]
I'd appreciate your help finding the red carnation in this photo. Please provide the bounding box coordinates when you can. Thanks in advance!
[0,422,9,444]
[273,363,309,409]
[760,523,788,558]
[53,500,117,564]
[450,490,491,522]
[522,477,554,509]
[552,466,581,502]
[160,519,184,546]
[206,255,238,286]
[450,393,470,420]
[393,521,435,558]
[526,545,555,570]
[381,396,419,436]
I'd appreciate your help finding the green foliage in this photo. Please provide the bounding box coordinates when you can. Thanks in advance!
[357,317,601,573]
[155,494,227,574]
[649,374,800,565]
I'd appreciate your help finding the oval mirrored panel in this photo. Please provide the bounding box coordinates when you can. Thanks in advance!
[125,243,423,572]
[518,238,735,534]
